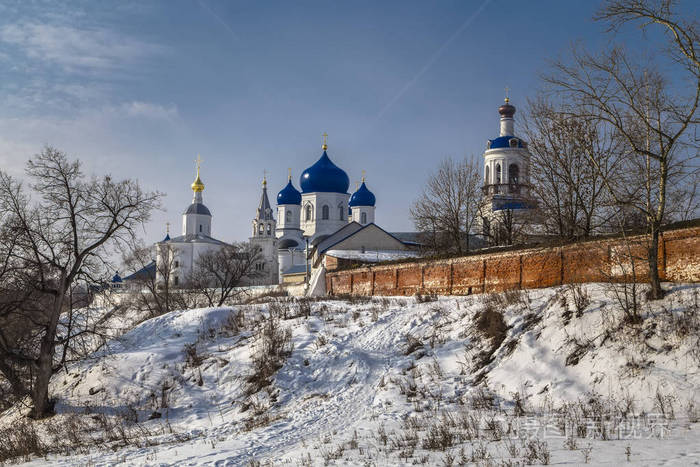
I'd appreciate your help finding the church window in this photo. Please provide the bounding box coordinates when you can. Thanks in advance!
[199,224,202,232]
[259,224,264,234]
[267,224,271,234]
[485,166,490,184]
[495,164,501,184]
[338,205,344,220]
[361,212,367,224]
[322,205,329,220]
[508,163,519,185]
[286,210,291,223]
[174,276,179,286]
[174,260,179,268]
[305,204,313,221]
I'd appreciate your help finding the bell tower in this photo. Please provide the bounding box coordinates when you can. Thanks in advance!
[249,173,278,284]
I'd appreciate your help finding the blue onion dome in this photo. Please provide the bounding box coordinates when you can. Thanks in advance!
[277,179,302,205]
[300,150,350,194]
[111,272,122,283]
[487,136,524,149]
[349,181,376,207]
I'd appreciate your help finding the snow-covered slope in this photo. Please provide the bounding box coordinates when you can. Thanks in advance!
[5,283,700,465]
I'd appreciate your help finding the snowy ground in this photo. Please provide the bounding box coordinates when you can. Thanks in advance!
[3,283,700,466]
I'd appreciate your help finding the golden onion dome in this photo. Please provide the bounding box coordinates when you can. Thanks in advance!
[191,173,204,192]
[191,155,205,192]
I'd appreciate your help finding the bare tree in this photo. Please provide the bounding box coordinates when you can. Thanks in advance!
[120,240,184,318]
[0,147,161,418]
[524,98,624,239]
[411,156,483,255]
[545,0,699,299]
[483,207,536,246]
[187,243,263,307]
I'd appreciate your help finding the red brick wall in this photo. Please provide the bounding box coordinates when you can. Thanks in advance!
[325,226,700,296]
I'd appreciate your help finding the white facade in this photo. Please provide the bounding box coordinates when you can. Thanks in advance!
[182,190,212,236]
[300,191,351,239]
[350,205,375,225]
[156,238,223,287]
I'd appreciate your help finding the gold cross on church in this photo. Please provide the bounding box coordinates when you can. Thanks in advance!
[322,132,328,150]
[504,86,510,103]
[195,154,203,171]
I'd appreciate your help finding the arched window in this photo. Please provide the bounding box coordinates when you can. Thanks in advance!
[338,205,344,220]
[361,212,367,224]
[258,224,263,234]
[485,166,490,184]
[495,164,501,184]
[286,210,291,223]
[199,224,202,233]
[267,224,271,234]
[508,163,519,185]
[322,205,329,220]
[305,204,313,221]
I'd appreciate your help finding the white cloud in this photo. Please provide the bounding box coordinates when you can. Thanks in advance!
[119,101,179,120]
[0,22,164,73]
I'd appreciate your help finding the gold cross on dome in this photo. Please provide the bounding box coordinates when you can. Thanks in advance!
[288,167,292,181]
[322,132,328,150]
[504,86,510,103]
[361,170,366,182]
[195,154,203,171]
[166,222,170,234]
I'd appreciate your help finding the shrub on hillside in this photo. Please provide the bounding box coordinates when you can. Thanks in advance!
[247,315,293,394]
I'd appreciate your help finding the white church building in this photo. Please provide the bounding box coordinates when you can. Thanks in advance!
[154,158,227,287]
[272,135,414,283]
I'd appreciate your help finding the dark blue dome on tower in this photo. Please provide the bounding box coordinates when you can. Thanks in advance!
[487,136,524,149]
[349,181,376,207]
[300,151,350,194]
[277,180,302,205]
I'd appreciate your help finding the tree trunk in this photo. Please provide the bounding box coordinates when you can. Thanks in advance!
[31,342,54,418]
[31,274,66,419]
[647,224,664,299]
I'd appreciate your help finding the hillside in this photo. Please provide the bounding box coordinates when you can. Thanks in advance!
[2,283,700,465]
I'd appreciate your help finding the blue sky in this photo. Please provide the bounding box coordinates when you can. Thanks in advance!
[0,0,692,243]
